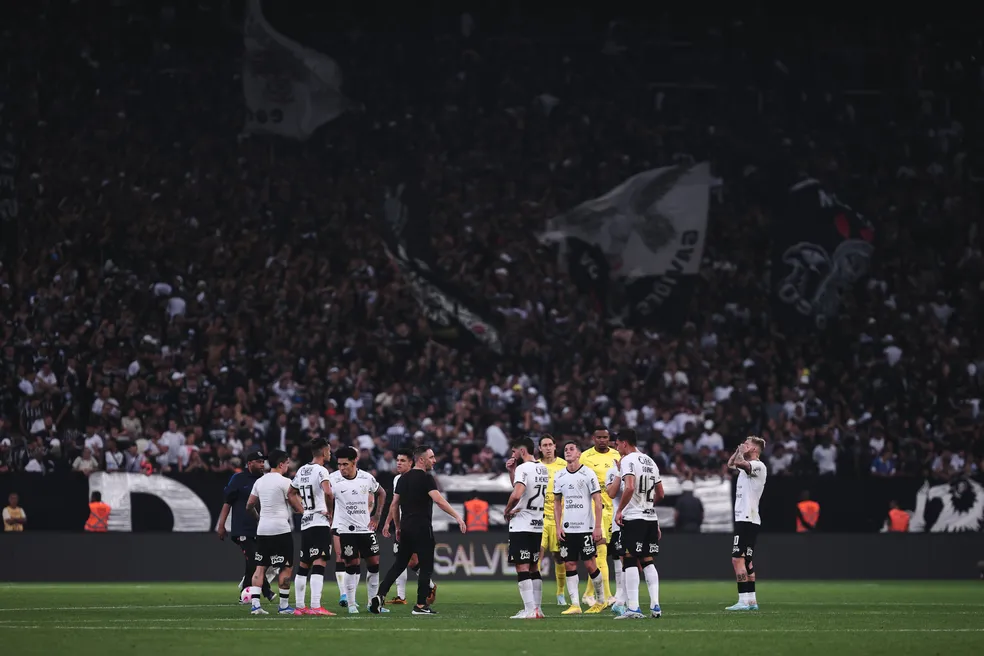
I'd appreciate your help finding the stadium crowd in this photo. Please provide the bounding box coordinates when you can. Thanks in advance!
[1,3,982,485]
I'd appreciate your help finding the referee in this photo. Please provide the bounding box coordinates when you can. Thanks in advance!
[217,450,274,603]
[370,446,466,616]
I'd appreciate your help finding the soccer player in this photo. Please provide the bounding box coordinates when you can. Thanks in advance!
[726,436,768,611]
[385,449,437,605]
[536,434,568,605]
[245,449,304,615]
[579,428,620,606]
[217,450,275,603]
[330,446,387,614]
[553,440,607,615]
[288,438,336,616]
[371,446,466,616]
[604,459,627,615]
[504,436,549,619]
[614,428,664,620]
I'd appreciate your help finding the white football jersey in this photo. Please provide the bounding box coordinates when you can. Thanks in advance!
[250,472,293,536]
[734,459,767,525]
[619,451,662,522]
[291,462,332,530]
[553,465,601,532]
[510,460,549,533]
[605,465,621,533]
[330,470,380,534]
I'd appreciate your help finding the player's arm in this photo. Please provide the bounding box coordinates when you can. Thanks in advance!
[653,480,665,503]
[321,480,334,523]
[605,473,621,500]
[591,491,603,542]
[246,494,260,522]
[370,486,386,530]
[553,491,564,539]
[286,486,304,514]
[384,492,400,537]
[731,446,753,474]
[216,503,231,539]
[617,472,635,526]
[504,481,526,519]
[428,488,467,533]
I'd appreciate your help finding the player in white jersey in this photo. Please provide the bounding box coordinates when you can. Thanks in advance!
[726,436,768,611]
[552,441,606,615]
[504,436,549,619]
[245,449,304,615]
[330,446,387,614]
[604,462,628,615]
[288,438,336,616]
[385,449,438,605]
[614,428,664,620]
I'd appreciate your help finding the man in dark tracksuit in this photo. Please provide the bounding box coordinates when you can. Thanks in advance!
[217,451,274,601]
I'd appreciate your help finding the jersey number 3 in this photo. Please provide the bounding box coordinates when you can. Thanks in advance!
[300,485,316,511]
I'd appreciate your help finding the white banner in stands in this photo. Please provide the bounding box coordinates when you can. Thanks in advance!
[88,472,212,532]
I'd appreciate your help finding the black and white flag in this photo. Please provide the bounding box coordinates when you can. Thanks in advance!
[381,183,504,354]
[910,478,984,533]
[242,0,346,140]
[541,163,711,329]
[771,179,875,333]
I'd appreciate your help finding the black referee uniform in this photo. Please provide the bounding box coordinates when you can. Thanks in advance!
[376,468,437,608]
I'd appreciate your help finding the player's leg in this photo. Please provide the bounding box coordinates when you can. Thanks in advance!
[364,533,384,611]
[406,553,438,601]
[529,541,544,616]
[344,550,362,614]
[727,523,757,610]
[641,523,661,617]
[392,539,408,602]
[614,521,644,619]
[542,527,566,605]
[309,557,329,613]
[582,550,606,613]
[249,563,268,614]
[371,532,415,613]
[610,530,626,612]
[745,559,758,608]
[294,555,310,612]
[332,532,347,606]
[560,534,583,614]
[411,529,437,613]
[275,534,295,613]
[509,533,535,617]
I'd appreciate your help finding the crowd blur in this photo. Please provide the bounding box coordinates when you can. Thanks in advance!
[1,3,983,484]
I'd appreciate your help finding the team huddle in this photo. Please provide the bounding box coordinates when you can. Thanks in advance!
[504,429,768,619]
[220,429,769,619]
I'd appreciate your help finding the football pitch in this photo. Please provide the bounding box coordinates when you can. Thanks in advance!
[0,581,981,655]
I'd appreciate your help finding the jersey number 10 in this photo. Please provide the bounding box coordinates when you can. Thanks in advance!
[526,484,546,511]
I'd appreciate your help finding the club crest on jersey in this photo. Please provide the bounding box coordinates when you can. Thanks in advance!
[343,545,354,557]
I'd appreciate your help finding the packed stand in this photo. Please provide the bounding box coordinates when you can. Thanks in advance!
[1,4,983,485]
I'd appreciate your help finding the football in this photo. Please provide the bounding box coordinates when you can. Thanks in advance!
[240,588,252,604]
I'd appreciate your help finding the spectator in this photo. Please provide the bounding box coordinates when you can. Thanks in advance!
[72,447,101,475]
[674,480,704,532]
[104,439,124,473]
[813,435,838,476]
[3,493,26,532]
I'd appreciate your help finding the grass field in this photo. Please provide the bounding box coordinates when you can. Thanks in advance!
[0,581,981,655]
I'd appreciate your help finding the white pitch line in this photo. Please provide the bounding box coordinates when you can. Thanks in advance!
[0,626,982,634]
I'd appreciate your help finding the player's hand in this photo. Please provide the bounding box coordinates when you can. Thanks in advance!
[382,524,391,539]
[457,517,467,533]
[505,458,517,471]
[557,527,565,542]
[395,527,401,542]
[369,517,379,531]
[592,527,602,544]
[615,510,624,527]
[216,525,227,541]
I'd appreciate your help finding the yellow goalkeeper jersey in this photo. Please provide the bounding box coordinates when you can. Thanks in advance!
[580,447,621,511]
[538,457,566,524]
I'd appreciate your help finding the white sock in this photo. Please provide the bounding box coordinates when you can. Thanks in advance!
[624,565,641,611]
[336,569,346,597]
[614,560,626,604]
[590,570,604,600]
[346,572,360,605]
[250,585,261,609]
[310,573,324,609]
[396,569,408,599]
[367,571,380,600]
[294,575,307,609]
[565,573,580,606]
[278,587,290,610]
[739,592,749,603]
[519,579,534,612]
[642,563,660,607]
[429,577,436,590]
[532,577,542,609]
[748,587,757,605]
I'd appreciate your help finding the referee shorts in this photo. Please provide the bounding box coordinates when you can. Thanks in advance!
[541,522,561,554]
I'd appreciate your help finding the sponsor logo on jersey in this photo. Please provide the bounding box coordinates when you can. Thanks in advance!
[270,555,285,565]
[309,547,320,557]
[519,549,530,561]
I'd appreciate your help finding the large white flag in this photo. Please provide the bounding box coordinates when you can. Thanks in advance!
[540,163,711,280]
[242,0,346,140]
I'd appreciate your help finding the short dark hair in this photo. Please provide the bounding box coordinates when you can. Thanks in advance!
[91,492,101,502]
[593,427,610,435]
[310,437,328,456]
[268,449,289,469]
[562,440,580,452]
[413,446,432,462]
[617,429,637,446]
[512,436,535,454]
[335,446,358,462]
[396,448,414,460]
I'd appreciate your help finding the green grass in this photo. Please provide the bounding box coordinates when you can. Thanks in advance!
[0,581,981,655]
